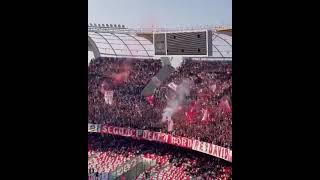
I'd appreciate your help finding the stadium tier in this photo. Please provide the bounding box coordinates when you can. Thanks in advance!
[88,133,232,180]
[88,57,232,149]
[88,25,232,180]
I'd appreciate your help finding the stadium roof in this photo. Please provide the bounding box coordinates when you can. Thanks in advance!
[88,31,154,59]
[211,33,232,59]
[88,27,232,60]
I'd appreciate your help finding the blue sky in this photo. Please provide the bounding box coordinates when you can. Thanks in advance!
[88,0,232,28]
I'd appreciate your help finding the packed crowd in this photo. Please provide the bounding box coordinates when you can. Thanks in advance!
[88,133,232,179]
[88,57,232,149]
[88,136,137,175]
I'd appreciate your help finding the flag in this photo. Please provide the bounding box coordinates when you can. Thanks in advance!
[185,101,196,123]
[104,91,114,105]
[220,97,232,113]
[141,65,175,96]
[210,84,217,93]
[225,99,232,112]
[146,95,154,106]
[168,82,177,91]
[200,107,210,123]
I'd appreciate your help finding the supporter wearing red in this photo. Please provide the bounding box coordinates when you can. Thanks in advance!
[88,57,232,149]
[88,133,232,179]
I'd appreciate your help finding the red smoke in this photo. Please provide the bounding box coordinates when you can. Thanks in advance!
[138,16,160,29]
[146,95,155,106]
[111,63,132,85]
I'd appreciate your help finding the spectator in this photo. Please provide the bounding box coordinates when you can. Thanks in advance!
[88,133,232,179]
[88,57,232,149]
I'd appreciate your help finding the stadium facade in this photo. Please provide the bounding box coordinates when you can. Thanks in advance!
[88,24,232,61]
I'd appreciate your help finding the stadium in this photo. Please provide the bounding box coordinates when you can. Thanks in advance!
[88,24,232,180]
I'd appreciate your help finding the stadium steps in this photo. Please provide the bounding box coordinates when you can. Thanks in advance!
[88,151,101,161]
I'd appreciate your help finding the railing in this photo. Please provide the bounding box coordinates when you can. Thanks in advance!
[133,25,232,33]
[88,25,232,34]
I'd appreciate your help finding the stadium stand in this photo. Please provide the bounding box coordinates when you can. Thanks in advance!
[88,133,232,179]
[88,25,232,179]
[88,57,232,149]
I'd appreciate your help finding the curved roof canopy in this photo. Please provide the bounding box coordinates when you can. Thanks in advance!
[211,33,232,58]
[88,31,232,59]
[88,31,154,58]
